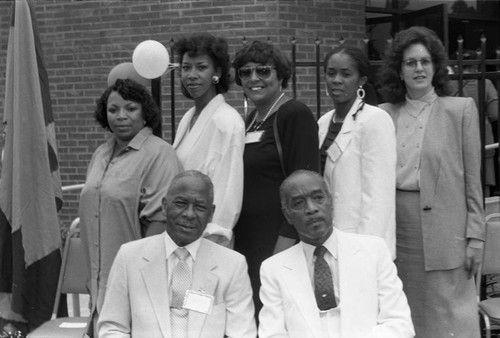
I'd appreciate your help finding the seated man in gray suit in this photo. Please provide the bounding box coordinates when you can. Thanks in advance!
[98,170,256,338]
[259,170,414,338]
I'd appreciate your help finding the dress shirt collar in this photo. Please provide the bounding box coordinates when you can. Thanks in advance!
[105,126,152,152]
[125,127,153,150]
[301,228,338,262]
[404,88,437,118]
[406,87,437,104]
[163,231,202,261]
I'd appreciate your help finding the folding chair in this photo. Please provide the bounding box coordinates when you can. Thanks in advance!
[477,213,500,338]
[27,218,90,337]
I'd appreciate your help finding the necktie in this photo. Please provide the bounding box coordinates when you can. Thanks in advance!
[314,245,337,311]
[170,247,191,308]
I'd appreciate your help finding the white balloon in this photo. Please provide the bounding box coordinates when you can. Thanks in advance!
[132,40,169,79]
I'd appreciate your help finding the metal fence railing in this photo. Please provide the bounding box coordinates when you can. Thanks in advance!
[287,35,500,197]
[153,35,499,196]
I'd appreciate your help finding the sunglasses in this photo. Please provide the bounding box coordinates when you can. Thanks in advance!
[402,58,432,69]
[238,65,275,80]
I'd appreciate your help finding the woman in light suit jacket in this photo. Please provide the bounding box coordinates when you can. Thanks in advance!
[378,26,485,338]
[173,33,244,248]
[318,46,397,258]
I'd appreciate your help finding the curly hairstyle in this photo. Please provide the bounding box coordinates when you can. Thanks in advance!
[94,78,161,131]
[378,26,452,104]
[324,45,370,78]
[232,40,292,89]
[173,33,231,99]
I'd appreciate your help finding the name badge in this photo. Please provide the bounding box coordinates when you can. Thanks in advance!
[183,290,214,314]
[245,131,264,144]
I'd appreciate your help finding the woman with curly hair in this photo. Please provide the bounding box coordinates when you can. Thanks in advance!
[79,78,181,334]
[173,33,244,247]
[378,26,484,337]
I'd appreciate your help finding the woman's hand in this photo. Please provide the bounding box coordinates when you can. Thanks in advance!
[465,238,484,279]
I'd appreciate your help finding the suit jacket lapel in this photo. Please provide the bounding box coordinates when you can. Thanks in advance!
[141,235,172,338]
[282,245,323,338]
[172,107,195,149]
[326,98,361,164]
[172,94,222,151]
[420,98,443,206]
[187,240,218,338]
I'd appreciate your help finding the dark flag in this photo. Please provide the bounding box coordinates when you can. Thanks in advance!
[0,0,63,332]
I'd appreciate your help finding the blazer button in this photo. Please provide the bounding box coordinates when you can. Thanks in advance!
[423,206,432,211]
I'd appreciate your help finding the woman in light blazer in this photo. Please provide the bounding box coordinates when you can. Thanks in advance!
[378,26,485,338]
[318,46,396,257]
[172,33,244,247]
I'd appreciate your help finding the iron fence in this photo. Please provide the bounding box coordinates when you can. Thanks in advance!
[161,35,500,195]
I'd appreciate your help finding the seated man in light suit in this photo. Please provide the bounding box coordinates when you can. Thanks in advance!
[259,170,414,338]
[97,170,257,338]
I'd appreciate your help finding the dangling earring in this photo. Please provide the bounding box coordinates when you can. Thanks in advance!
[357,85,365,100]
[325,84,330,97]
[212,75,220,84]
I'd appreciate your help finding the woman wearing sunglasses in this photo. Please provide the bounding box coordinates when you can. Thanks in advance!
[173,33,244,247]
[318,46,397,258]
[379,26,484,337]
[232,40,319,315]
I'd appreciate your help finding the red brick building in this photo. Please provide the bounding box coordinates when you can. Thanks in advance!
[0,0,366,226]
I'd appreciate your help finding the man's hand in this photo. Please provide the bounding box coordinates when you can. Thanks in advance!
[465,238,484,279]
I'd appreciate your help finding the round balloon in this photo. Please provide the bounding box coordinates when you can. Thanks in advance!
[107,62,149,87]
[132,40,169,79]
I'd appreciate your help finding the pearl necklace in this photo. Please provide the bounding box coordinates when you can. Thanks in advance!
[246,93,285,133]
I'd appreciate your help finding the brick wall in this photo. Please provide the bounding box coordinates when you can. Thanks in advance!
[0,0,365,228]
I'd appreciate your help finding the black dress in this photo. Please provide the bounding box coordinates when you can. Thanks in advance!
[233,99,320,314]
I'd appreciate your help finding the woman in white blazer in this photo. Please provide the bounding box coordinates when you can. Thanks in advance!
[173,33,245,248]
[318,46,396,257]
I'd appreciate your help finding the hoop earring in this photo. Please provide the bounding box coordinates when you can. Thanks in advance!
[357,86,365,100]
[212,76,220,84]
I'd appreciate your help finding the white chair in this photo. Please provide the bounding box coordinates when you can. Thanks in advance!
[27,218,90,337]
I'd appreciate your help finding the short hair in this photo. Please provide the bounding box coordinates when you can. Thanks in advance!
[233,40,292,89]
[279,170,331,210]
[166,170,214,205]
[174,33,231,98]
[323,45,370,78]
[378,26,452,104]
[94,78,161,131]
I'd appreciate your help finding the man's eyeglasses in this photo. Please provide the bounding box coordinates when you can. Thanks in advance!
[402,58,433,69]
[238,65,275,80]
